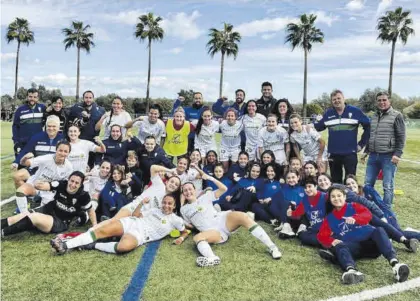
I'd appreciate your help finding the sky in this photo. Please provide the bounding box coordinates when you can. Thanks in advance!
[1,0,420,104]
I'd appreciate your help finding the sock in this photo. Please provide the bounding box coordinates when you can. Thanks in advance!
[66,231,96,249]
[196,240,216,257]
[2,216,34,236]
[249,224,276,249]
[16,192,28,213]
[390,258,399,267]
[400,236,407,243]
[95,242,118,254]
[1,218,9,228]
[345,266,356,272]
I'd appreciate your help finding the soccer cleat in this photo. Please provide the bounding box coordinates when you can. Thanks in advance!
[213,204,222,212]
[393,263,410,282]
[342,269,365,285]
[78,242,97,251]
[278,223,295,239]
[404,239,419,253]
[270,219,280,227]
[318,249,337,264]
[196,256,221,267]
[269,246,282,260]
[273,223,283,232]
[246,211,255,221]
[50,237,68,255]
[296,224,307,235]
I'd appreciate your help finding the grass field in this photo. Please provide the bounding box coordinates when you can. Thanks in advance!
[1,121,419,301]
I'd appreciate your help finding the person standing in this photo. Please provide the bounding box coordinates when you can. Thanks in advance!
[212,89,247,117]
[315,90,370,183]
[12,88,46,158]
[68,90,105,141]
[362,92,406,210]
[256,82,277,117]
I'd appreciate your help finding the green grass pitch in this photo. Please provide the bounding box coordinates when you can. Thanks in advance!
[1,121,419,301]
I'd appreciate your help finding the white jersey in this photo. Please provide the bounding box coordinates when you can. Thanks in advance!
[131,174,167,212]
[102,111,132,138]
[258,126,289,164]
[195,120,219,149]
[187,168,202,193]
[84,166,108,197]
[27,154,73,185]
[180,191,220,232]
[142,208,185,242]
[134,117,166,144]
[219,120,243,149]
[290,127,325,160]
[242,114,266,147]
[68,139,98,173]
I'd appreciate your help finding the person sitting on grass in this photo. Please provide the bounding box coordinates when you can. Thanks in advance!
[14,141,74,213]
[84,160,112,211]
[180,164,282,267]
[50,194,188,255]
[2,171,96,238]
[317,186,410,285]
[206,162,233,205]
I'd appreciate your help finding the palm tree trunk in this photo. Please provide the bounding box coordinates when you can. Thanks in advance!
[146,39,152,113]
[76,47,80,102]
[303,48,308,118]
[219,52,225,98]
[388,39,396,98]
[14,41,21,101]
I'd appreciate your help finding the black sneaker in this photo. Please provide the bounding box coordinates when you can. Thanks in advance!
[50,237,68,255]
[404,238,419,253]
[342,269,365,285]
[318,249,337,264]
[393,263,410,282]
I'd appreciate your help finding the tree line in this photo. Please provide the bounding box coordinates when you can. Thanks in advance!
[5,7,416,116]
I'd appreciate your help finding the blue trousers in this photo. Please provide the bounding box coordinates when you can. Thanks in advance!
[219,190,256,212]
[332,227,396,271]
[298,229,321,247]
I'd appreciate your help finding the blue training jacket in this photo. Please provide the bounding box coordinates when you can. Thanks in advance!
[314,105,370,155]
[12,103,46,145]
[14,132,64,164]
[256,179,282,200]
[212,98,246,117]
[68,102,105,141]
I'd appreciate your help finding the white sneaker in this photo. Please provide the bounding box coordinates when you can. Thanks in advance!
[213,204,222,212]
[393,263,410,282]
[273,223,284,232]
[196,256,221,267]
[270,219,280,227]
[246,211,255,221]
[342,269,365,285]
[278,223,295,238]
[296,224,307,235]
[405,227,420,233]
[269,246,282,260]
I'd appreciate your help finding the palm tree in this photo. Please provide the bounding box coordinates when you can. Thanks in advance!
[135,12,164,112]
[62,21,95,101]
[377,7,414,97]
[6,18,35,100]
[206,23,241,98]
[285,14,324,118]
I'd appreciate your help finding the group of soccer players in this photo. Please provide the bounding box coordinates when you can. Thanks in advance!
[2,83,417,285]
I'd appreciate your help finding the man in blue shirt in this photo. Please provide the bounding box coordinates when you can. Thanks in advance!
[315,90,370,183]
[212,89,247,117]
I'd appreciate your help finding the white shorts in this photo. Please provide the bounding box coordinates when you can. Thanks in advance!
[219,146,241,162]
[208,211,231,243]
[244,145,258,161]
[119,217,146,247]
[303,148,328,162]
[27,175,55,205]
[195,144,218,158]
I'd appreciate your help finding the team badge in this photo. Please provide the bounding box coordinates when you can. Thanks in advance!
[161,219,167,224]
[349,113,352,119]
[72,199,77,205]
[197,206,204,212]
[272,185,277,189]
[299,193,304,197]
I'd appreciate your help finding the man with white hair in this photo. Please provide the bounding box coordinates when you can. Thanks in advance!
[12,115,65,188]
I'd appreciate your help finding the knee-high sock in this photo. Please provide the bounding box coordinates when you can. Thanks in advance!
[95,242,118,254]
[65,231,96,249]
[196,240,216,257]
[16,192,28,213]
[2,216,34,236]
[249,224,276,249]
[1,218,9,228]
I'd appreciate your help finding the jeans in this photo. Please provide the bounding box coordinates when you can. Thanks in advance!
[364,152,397,210]
[329,153,358,184]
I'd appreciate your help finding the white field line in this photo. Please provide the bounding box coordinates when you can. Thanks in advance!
[400,158,420,164]
[320,276,420,301]
[1,196,16,207]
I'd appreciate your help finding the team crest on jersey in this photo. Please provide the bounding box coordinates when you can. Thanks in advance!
[272,185,277,189]
[338,221,350,236]
[38,107,42,112]
[348,113,352,119]
[197,206,204,212]
[299,193,304,197]
[72,198,77,205]
[161,219,167,224]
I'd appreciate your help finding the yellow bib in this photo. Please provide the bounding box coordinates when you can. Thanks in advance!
[163,119,190,156]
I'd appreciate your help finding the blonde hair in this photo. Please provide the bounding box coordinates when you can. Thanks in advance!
[46,115,60,126]
[174,107,186,117]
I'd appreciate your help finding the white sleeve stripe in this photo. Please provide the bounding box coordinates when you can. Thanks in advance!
[81,202,92,210]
